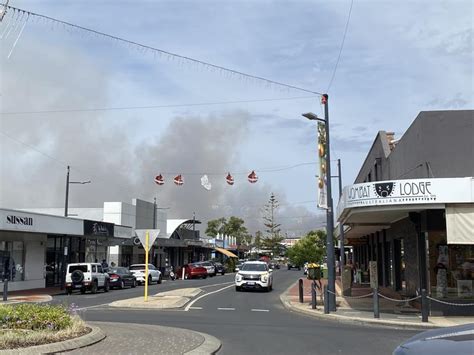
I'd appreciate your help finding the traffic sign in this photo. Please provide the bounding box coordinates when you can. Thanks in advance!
[135,229,160,251]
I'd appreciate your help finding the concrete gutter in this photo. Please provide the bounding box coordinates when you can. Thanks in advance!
[0,325,106,355]
[185,331,222,355]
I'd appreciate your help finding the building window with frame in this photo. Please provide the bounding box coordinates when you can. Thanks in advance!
[0,241,25,281]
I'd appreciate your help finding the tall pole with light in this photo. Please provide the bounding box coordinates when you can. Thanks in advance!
[302,93,336,312]
[64,165,91,217]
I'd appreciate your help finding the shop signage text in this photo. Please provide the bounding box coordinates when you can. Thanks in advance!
[6,215,33,226]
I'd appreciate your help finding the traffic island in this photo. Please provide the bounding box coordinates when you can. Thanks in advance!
[109,287,202,309]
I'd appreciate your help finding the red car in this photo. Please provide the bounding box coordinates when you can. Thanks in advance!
[176,263,208,279]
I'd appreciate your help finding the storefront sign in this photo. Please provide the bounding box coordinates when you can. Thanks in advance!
[6,215,33,227]
[337,178,474,219]
[84,220,114,237]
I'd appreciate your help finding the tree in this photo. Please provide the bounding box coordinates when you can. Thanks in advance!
[287,230,326,266]
[225,216,249,247]
[205,217,227,238]
[261,193,284,256]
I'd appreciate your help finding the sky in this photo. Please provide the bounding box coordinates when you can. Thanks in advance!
[0,0,472,237]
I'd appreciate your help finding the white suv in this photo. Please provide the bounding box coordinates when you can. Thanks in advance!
[65,263,110,295]
[235,261,273,292]
[129,264,162,285]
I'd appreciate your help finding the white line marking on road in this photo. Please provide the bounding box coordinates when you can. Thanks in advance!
[76,303,110,311]
[184,284,234,311]
[189,307,203,310]
[251,309,270,312]
[217,307,235,311]
[200,281,234,289]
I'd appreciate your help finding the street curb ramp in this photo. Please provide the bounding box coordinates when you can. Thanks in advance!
[185,331,222,355]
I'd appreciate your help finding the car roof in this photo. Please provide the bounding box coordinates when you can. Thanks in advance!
[243,261,267,265]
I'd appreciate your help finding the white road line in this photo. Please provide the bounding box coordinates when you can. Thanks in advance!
[199,281,234,289]
[76,303,110,311]
[251,309,270,312]
[217,307,235,311]
[189,306,203,310]
[184,284,234,311]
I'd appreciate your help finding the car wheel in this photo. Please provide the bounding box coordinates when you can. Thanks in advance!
[158,275,162,284]
[221,272,225,276]
[184,273,189,280]
[66,288,72,295]
[235,286,241,292]
[269,284,273,291]
[202,275,207,279]
[104,280,110,293]
[287,266,291,270]
[80,287,86,294]
[298,267,301,271]
[148,275,152,285]
[91,281,98,294]
[119,280,125,289]
[131,279,137,288]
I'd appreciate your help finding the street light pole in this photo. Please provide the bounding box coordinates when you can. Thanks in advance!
[322,94,336,312]
[64,166,70,217]
[64,166,91,217]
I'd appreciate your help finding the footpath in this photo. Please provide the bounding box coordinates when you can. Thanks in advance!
[281,277,474,330]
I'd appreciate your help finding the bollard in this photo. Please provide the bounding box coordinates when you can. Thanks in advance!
[324,285,329,314]
[298,279,304,303]
[3,279,8,302]
[421,289,429,323]
[311,282,317,309]
[373,288,380,318]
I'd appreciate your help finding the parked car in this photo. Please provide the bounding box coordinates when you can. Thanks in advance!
[107,267,137,289]
[235,261,273,292]
[269,261,280,270]
[287,262,301,270]
[210,261,226,275]
[393,323,474,354]
[196,261,216,277]
[176,263,208,279]
[65,262,110,295]
[129,264,162,285]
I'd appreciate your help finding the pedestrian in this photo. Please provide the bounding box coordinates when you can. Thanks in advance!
[101,259,108,270]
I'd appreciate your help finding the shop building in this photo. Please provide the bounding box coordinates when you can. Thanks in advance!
[337,110,474,315]
[0,208,132,291]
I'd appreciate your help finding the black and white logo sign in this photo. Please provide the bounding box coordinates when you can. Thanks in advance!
[374,182,395,197]
[6,215,33,226]
[84,220,114,237]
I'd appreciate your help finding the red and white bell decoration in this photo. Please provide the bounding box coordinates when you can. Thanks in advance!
[226,173,234,185]
[173,174,184,186]
[154,174,164,185]
[247,170,258,183]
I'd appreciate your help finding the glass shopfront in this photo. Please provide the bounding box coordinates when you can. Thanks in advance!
[429,231,474,299]
[0,240,25,282]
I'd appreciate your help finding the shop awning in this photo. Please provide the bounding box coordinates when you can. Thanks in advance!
[214,247,238,258]
[446,204,474,244]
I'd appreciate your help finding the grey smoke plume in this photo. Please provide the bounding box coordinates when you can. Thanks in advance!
[0,36,324,236]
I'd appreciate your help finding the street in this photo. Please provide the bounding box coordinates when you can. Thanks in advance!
[52,269,419,354]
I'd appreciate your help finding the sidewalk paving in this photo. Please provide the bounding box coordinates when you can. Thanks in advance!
[282,277,474,330]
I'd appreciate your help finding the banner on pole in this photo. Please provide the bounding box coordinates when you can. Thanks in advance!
[135,229,160,251]
[317,122,328,209]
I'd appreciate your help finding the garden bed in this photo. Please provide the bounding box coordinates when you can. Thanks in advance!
[0,303,89,349]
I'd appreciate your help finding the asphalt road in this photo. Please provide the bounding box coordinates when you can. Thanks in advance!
[52,269,420,354]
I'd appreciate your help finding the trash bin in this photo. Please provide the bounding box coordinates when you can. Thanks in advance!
[307,263,321,280]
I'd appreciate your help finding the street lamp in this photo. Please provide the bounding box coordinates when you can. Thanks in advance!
[64,165,91,217]
[302,93,336,312]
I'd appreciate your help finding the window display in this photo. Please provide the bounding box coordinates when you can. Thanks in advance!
[0,241,25,281]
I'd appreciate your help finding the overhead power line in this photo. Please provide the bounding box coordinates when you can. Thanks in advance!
[0,96,316,116]
[2,4,323,96]
[326,0,354,92]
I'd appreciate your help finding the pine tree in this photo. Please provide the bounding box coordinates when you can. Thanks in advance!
[262,193,284,256]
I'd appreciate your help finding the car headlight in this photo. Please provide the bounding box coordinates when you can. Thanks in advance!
[235,273,242,282]
[260,273,268,282]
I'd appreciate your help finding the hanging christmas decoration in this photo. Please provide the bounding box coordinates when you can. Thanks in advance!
[225,173,234,185]
[200,175,212,191]
[247,170,258,183]
[173,174,184,186]
[154,174,164,185]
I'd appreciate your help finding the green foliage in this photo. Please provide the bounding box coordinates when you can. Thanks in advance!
[225,216,249,246]
[0,304,72,331]
[263,193,281,237]
[287,230,326,266]
[205,217,227,237]
[225,257,236,272]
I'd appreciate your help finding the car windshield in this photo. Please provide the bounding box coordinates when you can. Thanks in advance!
[129,265,146,270]
[241,263,267,271]
[69,265,88,272]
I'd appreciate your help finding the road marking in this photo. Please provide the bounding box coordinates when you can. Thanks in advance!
[200,281,234,289]
[217,307,235,311]
[184,284,234,311]
[188,306,203,310]
[76,303,110,311]
[251,309,270,312]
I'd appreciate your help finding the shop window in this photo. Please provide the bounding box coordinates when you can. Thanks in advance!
[0,241,25,281]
